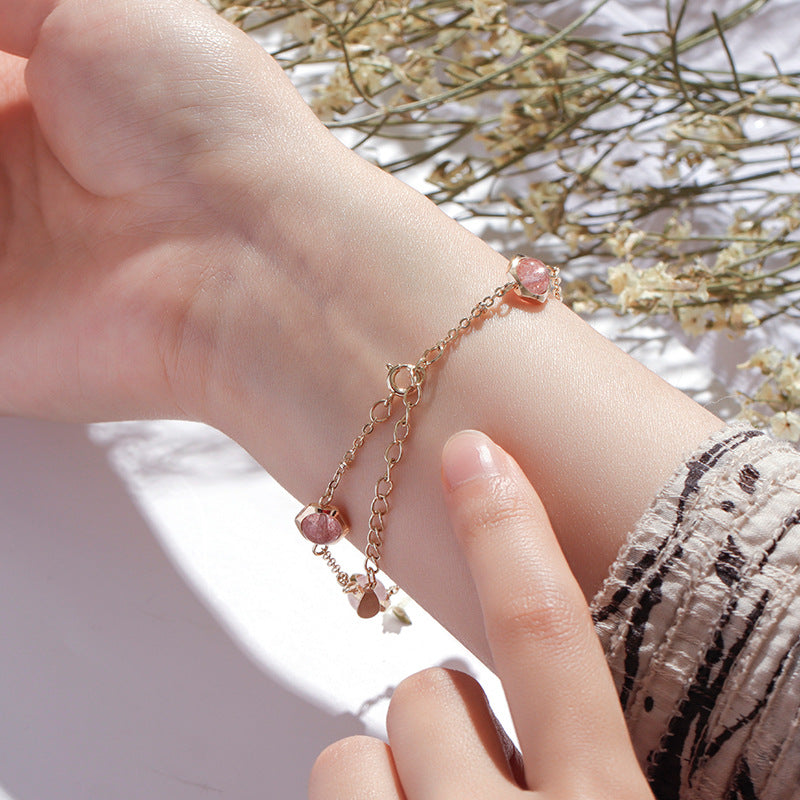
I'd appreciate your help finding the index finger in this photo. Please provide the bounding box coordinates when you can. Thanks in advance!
[441,430,647,795]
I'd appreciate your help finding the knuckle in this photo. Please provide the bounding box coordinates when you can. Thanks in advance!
[394,666,480,703]
[390,667,457,713]
[388,668,481,733]
[309,735,383,787]
[488,582,594,656]
[460,475,533,543]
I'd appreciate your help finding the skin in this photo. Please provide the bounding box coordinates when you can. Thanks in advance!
[0,0,723,792]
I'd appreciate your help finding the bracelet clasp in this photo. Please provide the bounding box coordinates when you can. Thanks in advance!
[386,363,426,396]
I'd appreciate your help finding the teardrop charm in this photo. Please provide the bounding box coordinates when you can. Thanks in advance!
[357,588,381,619]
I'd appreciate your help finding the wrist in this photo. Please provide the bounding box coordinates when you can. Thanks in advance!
[182,142,722,661]
[193,143,510,463]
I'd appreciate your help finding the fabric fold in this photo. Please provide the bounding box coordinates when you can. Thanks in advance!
[591,422,800,799]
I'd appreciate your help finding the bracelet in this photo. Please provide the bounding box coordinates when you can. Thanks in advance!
[294,255,562,620]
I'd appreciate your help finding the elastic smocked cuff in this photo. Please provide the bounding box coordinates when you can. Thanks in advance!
[591,421,800,799]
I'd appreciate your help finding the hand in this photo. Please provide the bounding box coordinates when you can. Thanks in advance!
[0,0,722,673]
[0,0,349,422]
[309,430,654,799]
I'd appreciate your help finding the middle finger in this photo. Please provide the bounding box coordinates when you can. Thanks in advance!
[387,667,523,799]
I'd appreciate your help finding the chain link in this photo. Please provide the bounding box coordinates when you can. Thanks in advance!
[417,281,515,370]
[363,387,417,585]
[312,544,353,589]
[319,395,394,507]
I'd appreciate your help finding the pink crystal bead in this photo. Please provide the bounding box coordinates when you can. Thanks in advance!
[300,511,342,545]
[513,257,552,299]
[296,506,347,545]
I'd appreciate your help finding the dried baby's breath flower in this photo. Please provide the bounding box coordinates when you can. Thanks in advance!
[496,27,523,59]
[678,305,709,337]
[607,261,637,297]
[283,10,314,44]
[738,348,800,433]
[739,347,785,374]
[771,411,800,442]
[727,303,759,333]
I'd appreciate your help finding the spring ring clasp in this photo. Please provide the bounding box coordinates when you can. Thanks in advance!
[386,363,426,397]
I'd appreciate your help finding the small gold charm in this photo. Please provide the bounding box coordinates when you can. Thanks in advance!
[357,588,381,619]
[348,574,390,618]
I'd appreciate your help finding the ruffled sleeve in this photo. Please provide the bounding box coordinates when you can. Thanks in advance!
[591,422,800,800]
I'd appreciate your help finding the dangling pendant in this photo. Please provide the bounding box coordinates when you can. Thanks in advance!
[357,589,381,619]
[347,574,389,619]
[507,255,560,303]
[295,504,349,545]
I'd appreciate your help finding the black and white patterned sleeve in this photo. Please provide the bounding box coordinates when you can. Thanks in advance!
[590,422,800,800]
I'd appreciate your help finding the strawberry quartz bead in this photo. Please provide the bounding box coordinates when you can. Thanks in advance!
[295,505,348,545]
[508,255,557,302]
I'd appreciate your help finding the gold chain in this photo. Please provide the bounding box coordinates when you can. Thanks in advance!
[416,280,516,370]
[294,257,560,619]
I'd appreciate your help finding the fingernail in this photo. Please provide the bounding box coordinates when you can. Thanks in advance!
[442,430,502,492]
